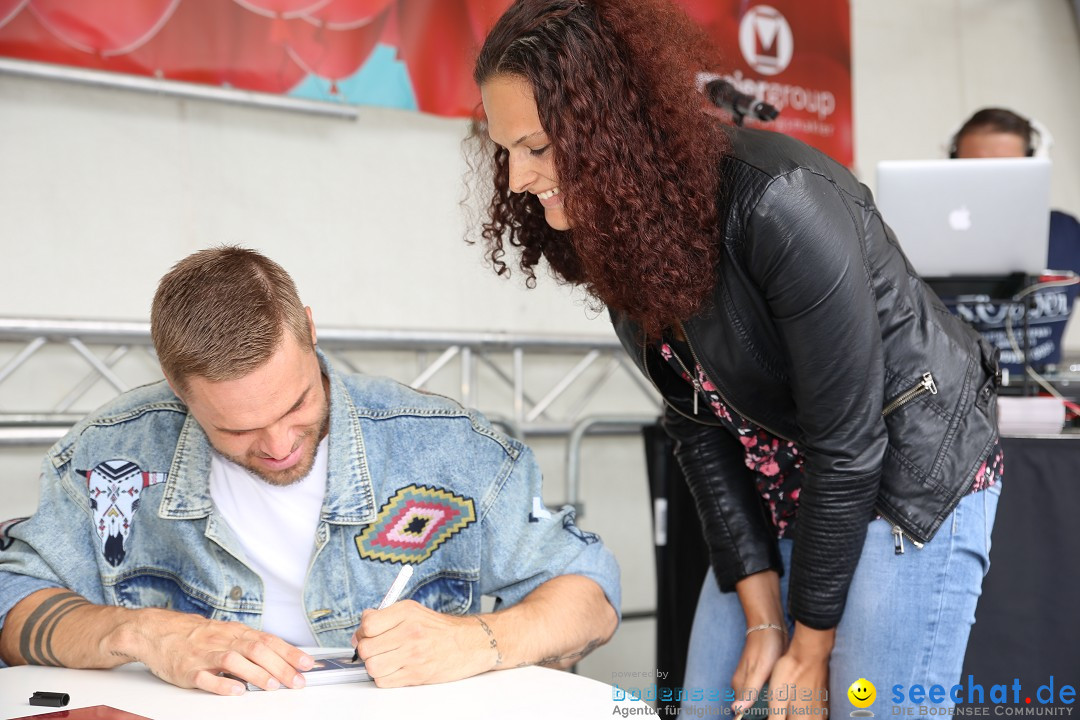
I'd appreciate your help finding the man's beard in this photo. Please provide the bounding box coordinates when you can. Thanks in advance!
[220,410,330,487]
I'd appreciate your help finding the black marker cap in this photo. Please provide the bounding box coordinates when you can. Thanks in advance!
[30,691,70,707]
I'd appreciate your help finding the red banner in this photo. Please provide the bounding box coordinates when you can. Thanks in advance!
[699,1,853,166]
[0,0,851,164]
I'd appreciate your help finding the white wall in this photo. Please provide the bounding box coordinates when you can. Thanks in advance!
[0,76,602,333]
[1,0,1078,689]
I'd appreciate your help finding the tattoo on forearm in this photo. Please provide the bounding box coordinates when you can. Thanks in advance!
[536,638,602,668]
[475,616,503,666]
[19,592,90,666]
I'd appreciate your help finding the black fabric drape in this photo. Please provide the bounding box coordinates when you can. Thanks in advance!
[961,436,1080,706]
[642,422,710,714]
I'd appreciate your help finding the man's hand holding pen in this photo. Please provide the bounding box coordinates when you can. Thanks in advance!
[349,562,500,688]
[351,600,502,687]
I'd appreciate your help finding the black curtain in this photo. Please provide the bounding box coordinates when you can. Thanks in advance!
[961,436,1080,706]
[642,422,711,715]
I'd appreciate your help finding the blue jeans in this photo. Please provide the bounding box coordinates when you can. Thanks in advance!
[683,482,1001,714]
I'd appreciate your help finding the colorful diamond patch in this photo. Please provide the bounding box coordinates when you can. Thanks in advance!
[355,484,476,564]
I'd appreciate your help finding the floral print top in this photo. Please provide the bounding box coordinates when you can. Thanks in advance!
[658,339,1003,539]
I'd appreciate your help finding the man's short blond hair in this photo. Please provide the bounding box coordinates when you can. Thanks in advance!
[150,246,313,394]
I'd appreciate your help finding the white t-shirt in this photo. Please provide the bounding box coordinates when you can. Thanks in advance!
[208,438,328,646]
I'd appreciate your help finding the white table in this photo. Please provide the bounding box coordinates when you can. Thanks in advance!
[0,662,650,719]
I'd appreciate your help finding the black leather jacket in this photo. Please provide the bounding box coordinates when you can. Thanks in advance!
[612,127,1000,630]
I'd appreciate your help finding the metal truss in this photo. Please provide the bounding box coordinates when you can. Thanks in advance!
[0,316,661,450]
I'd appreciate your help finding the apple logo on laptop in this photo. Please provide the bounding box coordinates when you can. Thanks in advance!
[948,206,972,231]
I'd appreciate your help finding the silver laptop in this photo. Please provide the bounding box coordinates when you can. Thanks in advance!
[875,157,1051,277]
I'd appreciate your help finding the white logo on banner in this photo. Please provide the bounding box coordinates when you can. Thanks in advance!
[739,5,794,76]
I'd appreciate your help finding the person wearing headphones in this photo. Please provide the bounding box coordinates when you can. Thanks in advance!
[951,107,1042,159]
[950,108,1080,374]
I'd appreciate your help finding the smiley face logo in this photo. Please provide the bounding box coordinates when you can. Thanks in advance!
[848,678,876,711]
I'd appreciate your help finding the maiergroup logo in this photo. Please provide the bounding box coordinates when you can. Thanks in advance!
[738,5,794,76]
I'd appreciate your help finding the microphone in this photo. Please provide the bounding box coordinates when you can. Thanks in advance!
[702,78,779,124]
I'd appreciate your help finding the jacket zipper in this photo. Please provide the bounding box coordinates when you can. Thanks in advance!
[677,323,796,441]
[878,373,937,553]
[876,505,925,554]
[881,372,937,417]
[641,340,724,427]
[666,344,703,416]
[640,324,794,437]
[875,372,938,552]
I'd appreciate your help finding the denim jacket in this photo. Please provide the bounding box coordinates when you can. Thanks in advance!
[0,350,620,656]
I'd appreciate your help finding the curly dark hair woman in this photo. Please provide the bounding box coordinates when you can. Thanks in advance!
[470,0,1004,717]
[471,0,727,336]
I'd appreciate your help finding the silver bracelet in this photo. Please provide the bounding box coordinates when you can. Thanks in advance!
[745,623,786,637]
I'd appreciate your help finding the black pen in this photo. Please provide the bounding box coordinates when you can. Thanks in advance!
[352,564,413,662]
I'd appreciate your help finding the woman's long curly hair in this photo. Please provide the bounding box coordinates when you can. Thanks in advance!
[470,0,729,335]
